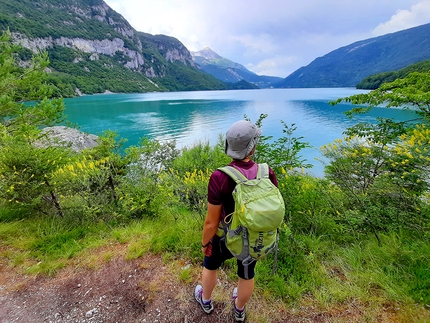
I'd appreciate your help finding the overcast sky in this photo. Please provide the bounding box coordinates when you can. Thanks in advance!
[104,0,430,78]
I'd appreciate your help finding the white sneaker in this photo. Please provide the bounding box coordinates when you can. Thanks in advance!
[194,284,214,314]
[232,287,246,322]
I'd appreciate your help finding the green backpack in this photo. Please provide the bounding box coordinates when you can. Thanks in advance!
[218,163,285,264]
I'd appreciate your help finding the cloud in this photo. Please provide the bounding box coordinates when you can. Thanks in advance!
[248,55,298,77]
[372,0,430,36]
[104,0,425,78]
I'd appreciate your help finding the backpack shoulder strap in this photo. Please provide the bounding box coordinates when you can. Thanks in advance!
[218,166,248,184]
[257,163,270,179]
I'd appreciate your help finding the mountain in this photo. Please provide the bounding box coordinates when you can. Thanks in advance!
[357,59,430,89]
[0,0,228,95]
[191,47,283,88]
[275,23,430,88]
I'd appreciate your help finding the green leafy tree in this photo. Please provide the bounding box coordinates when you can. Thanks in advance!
[0,30,64,133]
[333,71,430,120]
[324,72,430,234]
[357,59,430,89]
[0,30,67,215]
[246,114,312,173]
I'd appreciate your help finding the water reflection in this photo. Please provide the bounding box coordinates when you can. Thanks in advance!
[63,89,418,177]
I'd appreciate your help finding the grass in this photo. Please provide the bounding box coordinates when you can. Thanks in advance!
[0,202,429,322]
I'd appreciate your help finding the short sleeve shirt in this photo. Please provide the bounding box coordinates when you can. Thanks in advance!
[207,160,278,220]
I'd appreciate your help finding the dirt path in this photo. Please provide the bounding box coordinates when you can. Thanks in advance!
[0,251,416,323]
[1,254,233,323]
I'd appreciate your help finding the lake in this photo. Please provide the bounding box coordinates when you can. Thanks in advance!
[63,88,417,177]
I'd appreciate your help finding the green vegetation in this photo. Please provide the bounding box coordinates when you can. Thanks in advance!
[357,59,430,89]
[157,61,228,92]
[45,45,167,96]
[0,0,144,49]
[225,80,259,90]
[1,32,429,322]
[0,0,228,96]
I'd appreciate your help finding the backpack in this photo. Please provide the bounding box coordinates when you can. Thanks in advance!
[218,163,285,265]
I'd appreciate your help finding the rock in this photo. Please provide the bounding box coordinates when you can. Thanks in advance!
[12,33,146,72]
[35,126,98,152]
[85,308,98,318]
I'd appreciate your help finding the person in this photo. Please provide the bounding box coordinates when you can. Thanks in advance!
[194,120,279,322]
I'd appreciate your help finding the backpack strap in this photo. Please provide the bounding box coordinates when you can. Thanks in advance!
[217,165,248,184]
[218,163,270,182]
[257,163,269,179]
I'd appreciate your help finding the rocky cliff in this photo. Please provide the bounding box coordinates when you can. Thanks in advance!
[0,0,221,94]
[9,1,193,78]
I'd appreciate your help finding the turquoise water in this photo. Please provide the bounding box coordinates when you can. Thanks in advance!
[63,88,418,177]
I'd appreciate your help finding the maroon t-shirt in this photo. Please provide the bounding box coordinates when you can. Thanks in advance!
[207,160,278,220]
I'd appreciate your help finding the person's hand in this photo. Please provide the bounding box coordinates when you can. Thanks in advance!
[202,243,212,256]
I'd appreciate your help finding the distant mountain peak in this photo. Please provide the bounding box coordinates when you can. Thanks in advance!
[190,47,282,88]
[191,47,222,60]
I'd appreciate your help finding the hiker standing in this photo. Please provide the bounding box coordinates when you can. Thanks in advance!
[195,120,279,322]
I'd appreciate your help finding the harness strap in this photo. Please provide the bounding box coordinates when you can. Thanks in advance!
[217,163,270,183]
[256,163,269,179]
[217,165,249,183]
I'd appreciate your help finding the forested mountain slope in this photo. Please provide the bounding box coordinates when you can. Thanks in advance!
[0,0,228,95]
[357,59,430,89]
[275,23,430,88]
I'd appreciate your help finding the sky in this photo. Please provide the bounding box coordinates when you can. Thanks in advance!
[104,0,430,78]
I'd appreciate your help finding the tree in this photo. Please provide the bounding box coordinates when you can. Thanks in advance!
[332,72,430,120]
[0,30,67,216]
[322,72,430,234]
[247,114,312,174]
[0,30,64,133]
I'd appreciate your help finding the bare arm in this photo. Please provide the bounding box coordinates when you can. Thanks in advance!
[201,203,222,252]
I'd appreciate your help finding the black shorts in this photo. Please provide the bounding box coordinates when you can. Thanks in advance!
[202,235,256,280]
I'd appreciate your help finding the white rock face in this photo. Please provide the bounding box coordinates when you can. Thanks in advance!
[12,33,145,70]
[165,48,193,65]
[145,66,157,78]
[36,126,98,152]
[124,49,144,69]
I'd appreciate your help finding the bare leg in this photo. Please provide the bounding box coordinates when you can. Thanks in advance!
[235,277,254,309]
[202,267,217,300]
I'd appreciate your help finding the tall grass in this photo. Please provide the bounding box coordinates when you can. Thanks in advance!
[0,140,429,322]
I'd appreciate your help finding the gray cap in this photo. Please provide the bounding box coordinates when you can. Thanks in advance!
[225,120,262,160]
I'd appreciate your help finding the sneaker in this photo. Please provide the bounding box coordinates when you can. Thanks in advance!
[232,287,246,322]
[194,284,214,314]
